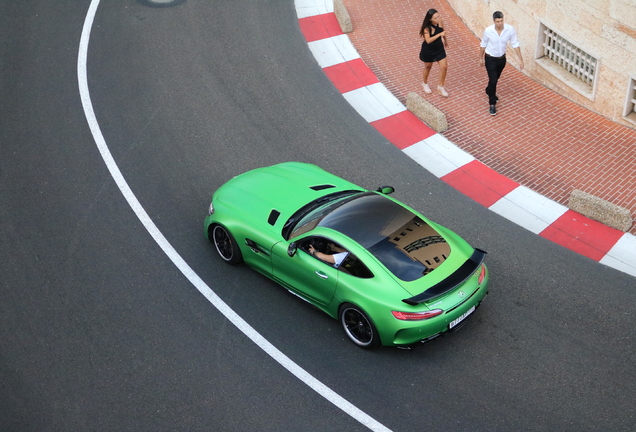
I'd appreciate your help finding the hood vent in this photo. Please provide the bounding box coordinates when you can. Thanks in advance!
[310,184,336,191]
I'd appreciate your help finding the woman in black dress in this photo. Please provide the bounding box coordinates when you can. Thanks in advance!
[419,9,449,97]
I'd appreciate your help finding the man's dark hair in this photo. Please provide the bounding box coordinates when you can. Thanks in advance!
[493,11,504,20]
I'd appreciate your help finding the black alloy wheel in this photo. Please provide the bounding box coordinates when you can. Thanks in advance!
[339,304,380,348]
[212,225,242,265]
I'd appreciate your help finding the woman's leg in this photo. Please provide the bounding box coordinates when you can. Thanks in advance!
[422,62,433,84]
[437,58,448,87]
[437,58,449,96]
[422,62,433,93]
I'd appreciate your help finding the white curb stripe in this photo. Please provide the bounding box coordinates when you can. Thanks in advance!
[403,135,475,178]
[295,0,333,18]
[600,235,636,277]
[489,186,569,235]
[308,34,360,68]
[343,82,406,123]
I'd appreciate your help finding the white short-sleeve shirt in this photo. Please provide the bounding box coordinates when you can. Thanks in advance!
[333,252,348,267]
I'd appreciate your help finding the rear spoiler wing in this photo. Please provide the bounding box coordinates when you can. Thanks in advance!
[402,249,487,305]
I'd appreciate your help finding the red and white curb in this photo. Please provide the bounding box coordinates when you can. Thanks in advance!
[295,0,636,278]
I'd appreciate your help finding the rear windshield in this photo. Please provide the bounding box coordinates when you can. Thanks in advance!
[318,193,450,281]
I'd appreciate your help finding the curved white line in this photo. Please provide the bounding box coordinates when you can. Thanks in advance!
[77,1,392,431]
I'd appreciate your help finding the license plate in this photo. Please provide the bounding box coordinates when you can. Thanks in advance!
[449,305,476,329]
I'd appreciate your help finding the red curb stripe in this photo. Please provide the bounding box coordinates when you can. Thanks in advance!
[370,110,436,149]
[298,13,343,43]
[323,58,380,93]
[539,210,624,261]
[441,160,520,207]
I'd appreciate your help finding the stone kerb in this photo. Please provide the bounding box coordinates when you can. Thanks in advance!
[334,0,353,33]
[568,189,633,232]
[406,92,449,133]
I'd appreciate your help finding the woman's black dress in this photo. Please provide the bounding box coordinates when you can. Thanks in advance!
[419,24,446,62]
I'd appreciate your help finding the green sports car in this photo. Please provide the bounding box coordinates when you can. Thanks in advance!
[204,162,489,348]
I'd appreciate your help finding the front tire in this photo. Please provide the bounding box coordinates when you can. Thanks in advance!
[211,225,243,265]
[339,303,380,348]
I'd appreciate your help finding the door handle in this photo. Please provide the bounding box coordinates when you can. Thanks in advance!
[315,271,328,279]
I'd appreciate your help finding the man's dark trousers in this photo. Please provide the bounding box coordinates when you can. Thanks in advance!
[485,55,507,105]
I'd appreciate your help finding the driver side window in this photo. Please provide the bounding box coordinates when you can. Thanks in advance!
[299,236,373,279]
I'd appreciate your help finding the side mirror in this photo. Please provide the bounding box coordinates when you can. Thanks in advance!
[287,242,297,257]
[377,185,395,195]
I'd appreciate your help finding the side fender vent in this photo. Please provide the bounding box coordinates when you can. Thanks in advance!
[268,210,281,226]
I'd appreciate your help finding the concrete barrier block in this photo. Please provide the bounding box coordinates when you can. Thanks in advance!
[406,92,449,133]
[334,0,353,33]
[568,189,633,232]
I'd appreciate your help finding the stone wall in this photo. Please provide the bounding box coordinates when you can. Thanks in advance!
[447,0,636,129]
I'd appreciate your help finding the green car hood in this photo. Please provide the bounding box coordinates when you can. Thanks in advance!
[214,162,362,231]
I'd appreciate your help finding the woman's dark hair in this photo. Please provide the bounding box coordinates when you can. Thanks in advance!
[419,9,438,37]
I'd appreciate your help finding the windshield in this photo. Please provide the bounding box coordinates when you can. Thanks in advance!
[316,193,451,282]
[283,190,362,240]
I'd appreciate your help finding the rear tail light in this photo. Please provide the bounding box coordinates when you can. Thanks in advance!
[477,264,486,285]
[392,309,443,321]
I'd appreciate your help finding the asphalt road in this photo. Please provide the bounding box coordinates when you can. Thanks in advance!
[1,1,635,431]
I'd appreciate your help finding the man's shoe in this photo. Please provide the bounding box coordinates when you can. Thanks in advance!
[489,105,497,116]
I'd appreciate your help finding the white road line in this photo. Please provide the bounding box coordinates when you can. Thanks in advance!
[77,1,392,431]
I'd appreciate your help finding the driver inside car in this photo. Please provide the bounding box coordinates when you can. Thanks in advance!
[307,241,349,268]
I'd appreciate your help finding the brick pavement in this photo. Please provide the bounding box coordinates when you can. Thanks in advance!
[343,0,636,235]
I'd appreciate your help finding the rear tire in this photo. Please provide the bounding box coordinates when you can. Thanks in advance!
[211,225,242,265]
[339,303,380,348]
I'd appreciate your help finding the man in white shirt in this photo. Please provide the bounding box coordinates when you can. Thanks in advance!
[479,11,524,116]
